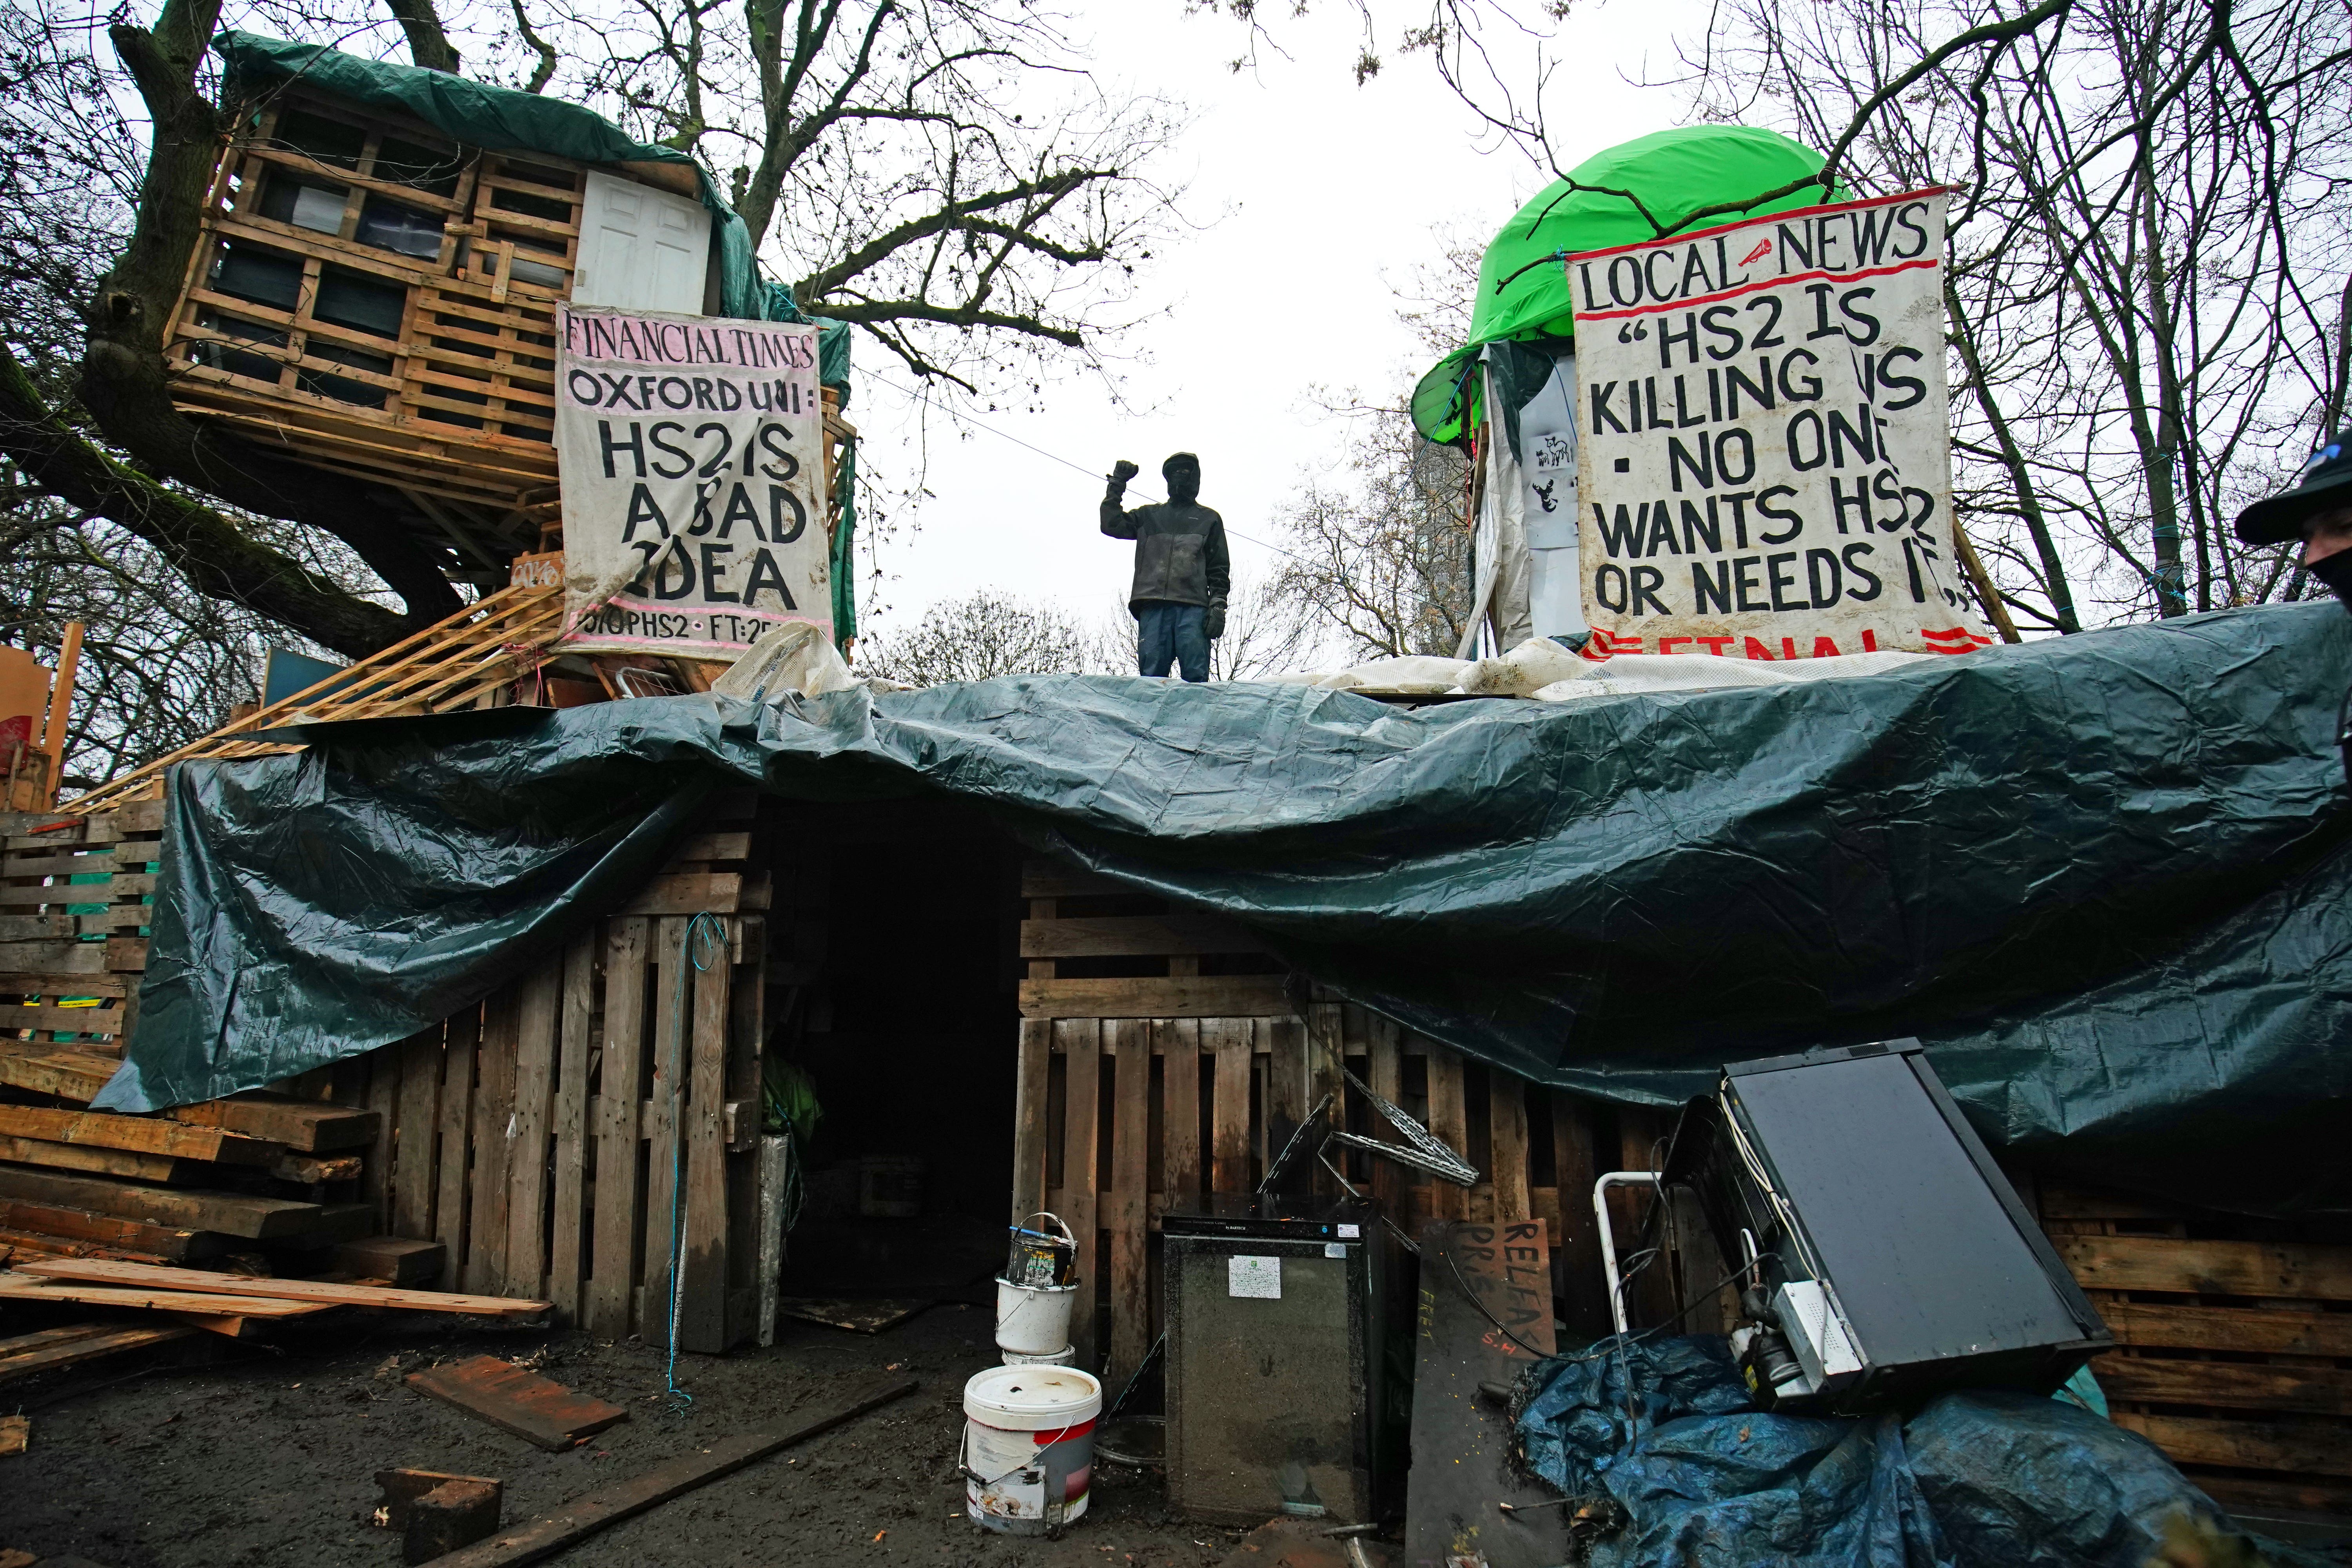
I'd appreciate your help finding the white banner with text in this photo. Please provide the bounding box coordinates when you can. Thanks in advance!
[1570,189,1990,659]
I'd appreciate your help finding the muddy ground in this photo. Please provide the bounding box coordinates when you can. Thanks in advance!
[2,1303,1267,1568]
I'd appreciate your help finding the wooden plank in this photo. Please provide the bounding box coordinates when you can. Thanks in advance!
[1260,1016,1308,1194]
[1490,1074,1530,1223]
[1614,1106,1674,1329]
[1019,859,1123,898]
[586,918,648,1338]
[408,1354,628,1450]
[616,873,744,916]
[436,1006,479,1281]
[1551,1092,1608,1339]
[0,1002,123,1034]
[18,1258,549,1316]
[505,955,563,1302]
[1425,1042,1469,1222]
[1305,1003,1345,1200]
[1159,1018,1201,1211]
[167,1096,382,1151]
[0,915,76,942]
[0,1132,206,1185]
[548,931,595,1324]
[2112,1411,2352,1479]
[1364,1013,1405,1217]
[427,1377,918,1568]
[0,940,109,974]
[641,918,687,1343]
[1019,914,1266,958]
[1208,1018,1253,1196]
[681,929,731,1353]
[1058,1018,1102,1370]
[466,987,520,1294]
[2098,1299,2352,1357]
[1107,1019,1152,1385]
[669,831,752,864]
[1407,1219,1561,1568]
[1009,1018,1052,1222]
[2092,1352,2352,1417]
[0,1104,276,1163]
[0,1166,355,1240]
[2058,1235,2352,1301]
[2037,1185,2194,1222]
[0,1270,325,1317]
[0,1323,196,1384]
[0,1198,223,1260]
[1020,975,1291,1020]
[393,1028,443,1240]
[363,1043,399,1225]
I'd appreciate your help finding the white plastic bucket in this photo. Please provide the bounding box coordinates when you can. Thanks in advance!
[1000,1343,1074,1367]
[995,1277,1078,1354]
[962,1365,1101,1535]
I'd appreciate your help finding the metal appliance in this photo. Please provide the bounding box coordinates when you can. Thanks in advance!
[1665,1039,2111,1414]
[1161,1195,1393,1526]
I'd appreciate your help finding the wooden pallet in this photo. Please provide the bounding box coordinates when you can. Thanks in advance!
[356,793,771,1347]
[1010,856,1670,1383]
[65,581,565,816]
[2044,1183,2352,1514]
[0,801,162,1052]
[159,94,608,537]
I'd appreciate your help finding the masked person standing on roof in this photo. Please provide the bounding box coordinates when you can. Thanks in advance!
[1100,452,1230,682]
[2237,429,2352,774]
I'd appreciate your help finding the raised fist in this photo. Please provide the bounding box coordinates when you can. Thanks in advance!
[1109,459,1140,486]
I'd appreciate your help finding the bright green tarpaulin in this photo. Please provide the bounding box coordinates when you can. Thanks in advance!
[214,31,851,392]
[1414,126,1837,443]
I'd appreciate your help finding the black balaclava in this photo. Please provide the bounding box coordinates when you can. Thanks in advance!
[2308,549,2352,612]
[1163,452,1200,507]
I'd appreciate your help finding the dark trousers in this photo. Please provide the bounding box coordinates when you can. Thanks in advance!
[1135,601,1210,682]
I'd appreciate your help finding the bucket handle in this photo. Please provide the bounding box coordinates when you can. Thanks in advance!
[1013,1212,1077,1248]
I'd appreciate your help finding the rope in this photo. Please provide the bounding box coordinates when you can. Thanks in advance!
[662,911,729,1409]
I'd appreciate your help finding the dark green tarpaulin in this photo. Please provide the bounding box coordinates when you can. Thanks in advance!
[215,32,852,391]
[98,605,2352,1215]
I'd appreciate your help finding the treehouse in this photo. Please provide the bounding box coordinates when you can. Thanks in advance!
[162,33,851,582]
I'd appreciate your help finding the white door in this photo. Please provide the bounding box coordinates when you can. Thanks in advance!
[572,169,711,313]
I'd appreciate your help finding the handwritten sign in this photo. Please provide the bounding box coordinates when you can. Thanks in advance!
[1570,189,1990,659]
[554,307,829,660]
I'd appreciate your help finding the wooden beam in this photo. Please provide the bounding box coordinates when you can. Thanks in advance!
[164,1096,382,1152]
[0,1198,224,1260]
[0,1270,327,1317]
[2092,1353,2352,1417]
[427,1378,918,1568]
[0,1167,368,1241]
[2058,1235,2352,1302]
[2096,1300,2352,1358]
[2112,1411,2352,1479]
[16,1258,550,1316]
[1019,914,1265,959]
[0,1105,279,1163]
[0,1323,196,1384]
[1019,976,1292,1020]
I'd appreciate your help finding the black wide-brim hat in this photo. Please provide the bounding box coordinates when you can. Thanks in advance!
[2236,431,2352,544]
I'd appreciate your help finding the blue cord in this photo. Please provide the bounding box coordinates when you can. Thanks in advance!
[663,911,728,1410]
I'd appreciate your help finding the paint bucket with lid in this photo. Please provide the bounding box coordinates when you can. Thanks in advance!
[1000,1343,1074,1367]
[995,1277,1078,1355]
[961,1365,1101,1535]
[1005,1212,1077,1287]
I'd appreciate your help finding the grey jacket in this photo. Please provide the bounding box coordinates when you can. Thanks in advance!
[1100,494,1231,610]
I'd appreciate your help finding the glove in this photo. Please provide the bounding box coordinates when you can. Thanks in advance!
[1203,601,1226,640]
[1108,459,1140,488]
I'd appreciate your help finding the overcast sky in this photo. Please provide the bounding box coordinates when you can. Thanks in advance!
[845,1,1712,649]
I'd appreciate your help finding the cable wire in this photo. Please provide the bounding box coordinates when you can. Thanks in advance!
[858,369,1312,566]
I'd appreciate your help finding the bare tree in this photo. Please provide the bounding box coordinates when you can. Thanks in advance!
[0,0,1185,675]
[856,587,1088,685]
[1680,0,2352,626]
[1269,413,1474,660]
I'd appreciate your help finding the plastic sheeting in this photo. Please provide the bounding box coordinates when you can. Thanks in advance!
[1514,1336,2274,1568]
[97,604,2352,1215]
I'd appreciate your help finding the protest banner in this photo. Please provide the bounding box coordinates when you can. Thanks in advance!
[555,307,829,660]
[1570,189,1991,659]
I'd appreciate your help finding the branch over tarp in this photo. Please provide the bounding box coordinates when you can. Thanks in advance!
[105,604,2352,1216]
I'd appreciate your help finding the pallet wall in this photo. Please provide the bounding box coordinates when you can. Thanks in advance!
[355,799,775,1349]
[1010,857,1669,1386]
[0,801,163,1055]
[2040,1181,2352,1516]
